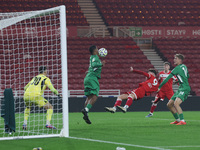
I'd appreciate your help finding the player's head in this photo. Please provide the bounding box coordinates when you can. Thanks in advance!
[89,45,98,55]
[174,54,184,65]
[39,66,47,75]
[163,61,170,72]
[148,68,157,77]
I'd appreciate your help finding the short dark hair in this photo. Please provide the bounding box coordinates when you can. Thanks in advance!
[148,68,157,76]
[164,61,170,66]
[39,66,47,73]
[175,54,184,61]
[89,45,97,55]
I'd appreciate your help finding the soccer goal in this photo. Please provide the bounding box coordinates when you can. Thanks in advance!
[0,5,68,140]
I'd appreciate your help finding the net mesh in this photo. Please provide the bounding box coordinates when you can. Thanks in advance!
[0,7,63,138]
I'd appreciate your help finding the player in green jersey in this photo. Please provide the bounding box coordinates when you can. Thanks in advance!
[158,54,190,125]
[81,45,106,124]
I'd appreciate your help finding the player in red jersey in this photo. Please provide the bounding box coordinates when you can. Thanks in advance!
[146,62,178,117]
[105,67,159,113]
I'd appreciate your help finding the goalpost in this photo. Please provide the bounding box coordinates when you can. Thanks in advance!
[0,5,68,140]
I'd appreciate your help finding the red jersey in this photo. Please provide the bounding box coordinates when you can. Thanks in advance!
[133,70,159,95]
[158,71,177,92]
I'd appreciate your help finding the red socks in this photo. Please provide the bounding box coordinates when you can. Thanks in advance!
[114,99,122,107]
[114,95,134,108]
[125,95,133,107]
[150,104,157,113]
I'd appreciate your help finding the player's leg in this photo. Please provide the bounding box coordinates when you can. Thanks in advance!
[24,106,31,123]
[174,96,189,125]
[173,97,186,124]
[168,89,189,125]
[105,94,128,113]
[117,93,137,113]
[23,96,32,130]
[175,88,190,125]
[84,94,98,112]
[82,94,98,124]
[82,78,99,124]
[81,94,97,124]
[23,106,31,130]
[167,99,180,124]
[43,102,55,127]
[82,77,99,112]
[83,83,99,113]
[36,96,56,129]
[117,88,145,113]
[84,95,93,107]
[146,94,161,117]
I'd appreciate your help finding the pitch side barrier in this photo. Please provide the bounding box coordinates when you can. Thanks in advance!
[1,95,199,113]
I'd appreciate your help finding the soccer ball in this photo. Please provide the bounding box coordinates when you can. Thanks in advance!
[98,48,108,57]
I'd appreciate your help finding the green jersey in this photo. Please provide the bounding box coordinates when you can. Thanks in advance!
[159,64,190,90]
[86,55,102,79]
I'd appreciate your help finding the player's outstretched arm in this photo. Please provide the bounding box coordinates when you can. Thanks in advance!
[159,73,173,89]
[45,78,60,96]
[130,67,150,78]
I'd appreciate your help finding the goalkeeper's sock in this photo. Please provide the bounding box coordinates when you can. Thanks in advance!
[114,98,122,107]
[24,107,30,124]
[85,104,92,112]
[46,109,53,125]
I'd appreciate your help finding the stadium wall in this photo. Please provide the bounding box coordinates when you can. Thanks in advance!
[69,96,200,112]
[10,96,199,113]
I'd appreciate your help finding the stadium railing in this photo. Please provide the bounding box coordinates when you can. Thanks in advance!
[68,89,120,97]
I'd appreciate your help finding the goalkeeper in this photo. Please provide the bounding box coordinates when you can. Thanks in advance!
[23,66,60,130]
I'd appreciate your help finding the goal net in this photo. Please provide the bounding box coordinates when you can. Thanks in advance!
[0,5,68,140]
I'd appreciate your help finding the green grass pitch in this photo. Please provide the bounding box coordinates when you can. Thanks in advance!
[0,111,200,150]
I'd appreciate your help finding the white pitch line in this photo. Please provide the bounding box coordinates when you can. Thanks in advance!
[69,136,172,150]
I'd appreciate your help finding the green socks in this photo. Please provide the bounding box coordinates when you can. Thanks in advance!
[173,113,179,120]
[179,113,184,120]
[85,104,92,112]
[173,113,184,121]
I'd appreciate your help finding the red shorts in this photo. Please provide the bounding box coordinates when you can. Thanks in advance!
[154,90,174,103]
[126,86,145,100]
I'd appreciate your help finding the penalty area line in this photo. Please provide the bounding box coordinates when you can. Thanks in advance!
[69,136,172,150]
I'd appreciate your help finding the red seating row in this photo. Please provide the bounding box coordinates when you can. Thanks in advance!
[0,0,88,26]
[95,0,200,26]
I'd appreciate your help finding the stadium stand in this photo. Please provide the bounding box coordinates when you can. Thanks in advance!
[0,0,89,26]
[0,0,199,96]
[0,36,154,95]
[68,37,154,94]
[94,0,200,26]
[153,37,200,95]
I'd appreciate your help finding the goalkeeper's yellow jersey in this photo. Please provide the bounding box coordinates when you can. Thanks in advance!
[24,74,58,96]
